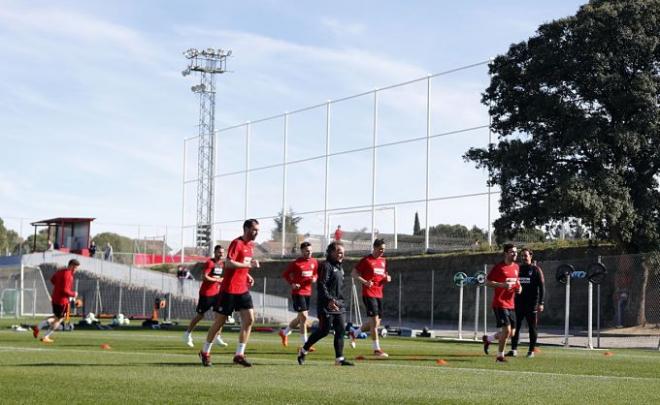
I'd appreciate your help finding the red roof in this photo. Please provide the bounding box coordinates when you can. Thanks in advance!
[30,217,96,226]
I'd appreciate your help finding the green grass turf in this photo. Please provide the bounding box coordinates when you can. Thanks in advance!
[1,319,659,404]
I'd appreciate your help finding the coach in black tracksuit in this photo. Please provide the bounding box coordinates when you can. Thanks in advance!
[510,248,545,357]
[298,241,353,366]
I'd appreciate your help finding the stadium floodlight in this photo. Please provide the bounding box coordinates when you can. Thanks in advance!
[182,47,231,253]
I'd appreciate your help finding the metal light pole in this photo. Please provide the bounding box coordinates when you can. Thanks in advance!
[182,48,231,255]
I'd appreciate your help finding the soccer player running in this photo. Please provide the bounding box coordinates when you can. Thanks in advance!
[183,245,229,348]
[31,259,79,343]
[482,243,522,362]
[297,241,353,366]
[508,247,545,358]
[279,241,318,348]
[349,238,391,357]
[199,219,260,367]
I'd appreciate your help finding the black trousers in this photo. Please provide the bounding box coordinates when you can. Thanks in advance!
[304,311,345,359]
[511,307,538,352]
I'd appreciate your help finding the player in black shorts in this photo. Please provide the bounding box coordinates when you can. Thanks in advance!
[279,242,318,348]
[183,245,228,348]
[508,248,545,358]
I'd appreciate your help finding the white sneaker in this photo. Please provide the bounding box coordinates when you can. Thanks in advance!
[183,333,194,348]
[348,328,357,349]
[215,335,229,347]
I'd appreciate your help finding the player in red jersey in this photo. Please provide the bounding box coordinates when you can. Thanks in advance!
[482,243,522,362]
[199,219,260,367]
[31,259,79,343]
[182,245,228,348]
[349,239,391,357]
[279,241,318,348]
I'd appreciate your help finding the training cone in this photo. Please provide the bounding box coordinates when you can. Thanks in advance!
[603,351,614,357]
[100,343,112,350]
[436,359,447,365]
[355,355,366,361]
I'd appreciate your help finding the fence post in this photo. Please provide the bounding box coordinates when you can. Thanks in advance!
[262,277,267,324]
[118,284,123,315]
[563,276,571,347]
[32,279,37,318]
[430,270,434,329]
[142,282,147,317]
[398,272,402,327]
[458,281,464,339]
[597,255,602,349]
[483,264,488,335]
[587,281,593,349]
[474,284,480,340]
[167,292,172,322]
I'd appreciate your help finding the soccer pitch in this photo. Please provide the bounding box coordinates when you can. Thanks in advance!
[1,321,659,404]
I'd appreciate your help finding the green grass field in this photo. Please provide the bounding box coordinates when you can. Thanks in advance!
[1,319,659,404]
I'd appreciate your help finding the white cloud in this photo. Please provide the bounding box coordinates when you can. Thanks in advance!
[320,17,366,36]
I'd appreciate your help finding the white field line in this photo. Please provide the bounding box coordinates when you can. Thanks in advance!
[0,344,658,383]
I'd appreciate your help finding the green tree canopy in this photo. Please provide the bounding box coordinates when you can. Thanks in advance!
[92,232,133,253]
[272,209,302,241]
[413,212,421,235]
[0,218,22,255]
[464,0,660,253]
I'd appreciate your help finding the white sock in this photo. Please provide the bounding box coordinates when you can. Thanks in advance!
[283,326,291,335]
[203,341,213,354]
[236,342,246,356]
[184,331,191,338]
[300,332,307,344]
[44,329,54,338]
[372,340,381,350]
[497,351,504,357]
[336,356,344,362]
[512,349,518,355]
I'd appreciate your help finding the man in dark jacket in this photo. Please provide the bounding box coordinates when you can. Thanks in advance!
[509,247,545,358]
[297,241,353,366]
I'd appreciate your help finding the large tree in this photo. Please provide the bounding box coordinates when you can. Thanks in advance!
[271,209,302,241]
[464,0,660,253]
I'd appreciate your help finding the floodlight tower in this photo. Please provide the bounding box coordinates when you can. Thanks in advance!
[182,48,231,253]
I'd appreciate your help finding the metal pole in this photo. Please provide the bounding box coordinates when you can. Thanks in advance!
[597,283,601,349]
[323,101,331,248]
[424,76,431,252]
[483,264,488,335]
[281,114,289,257]
[474,285,480,340]
[597,255,602,348]
[95,280,100,315]
[19,263,24,317]
[118,284,123,315]
[430,270,434,329]
[181,139,186,264]
[398,272,402,327]
[244,122,250,220]
[142,283,147,317]
[564,276,571,347]
[458,282,464,339]
[393,205,398,250]
[32,279,37,317]
[587,281,593,349]
[370,90,378,244]
[487,69,493,247]
[14,279,18,319]
[262,277,267,324]
[167,292,172,322]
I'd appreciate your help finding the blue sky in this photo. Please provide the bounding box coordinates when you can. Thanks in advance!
[0,0,586,247]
